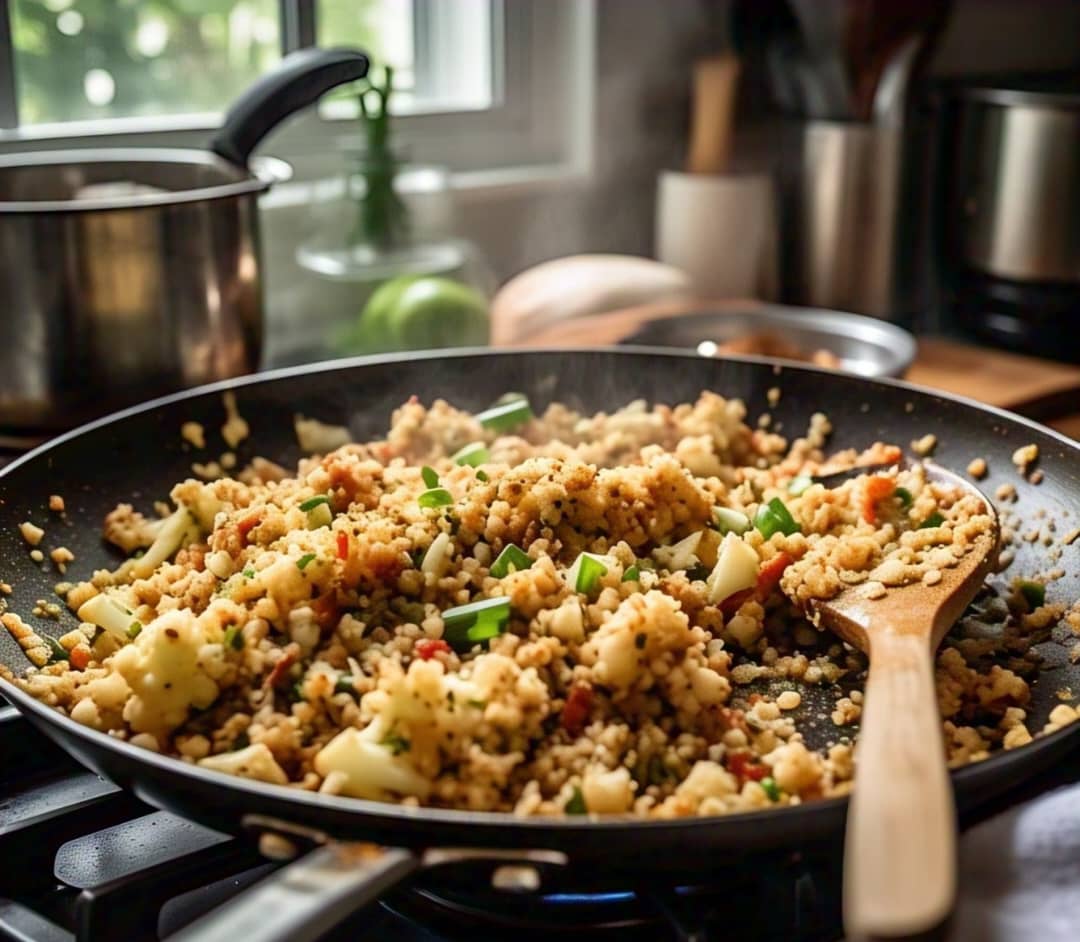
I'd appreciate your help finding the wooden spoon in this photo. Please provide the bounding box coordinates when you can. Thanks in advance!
[807,466,999,938]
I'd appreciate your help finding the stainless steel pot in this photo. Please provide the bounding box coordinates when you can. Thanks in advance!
[0,47,368,432]
[954,78,1080,284]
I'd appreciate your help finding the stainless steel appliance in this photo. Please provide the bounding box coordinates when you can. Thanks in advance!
[0,47,368,432]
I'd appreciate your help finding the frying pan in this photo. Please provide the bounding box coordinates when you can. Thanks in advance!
[2,349,1079,939]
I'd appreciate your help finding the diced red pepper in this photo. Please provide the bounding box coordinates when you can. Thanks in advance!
[862,475,896,524]
[561,684,593,737]
[310,593,340,631]
[415,638,451,660]
[720,588,753,618]
[727,751,768,783]
[755,552,793,600]
[69,644,91,671]
[237,512,261,544]
[336,530,350,561]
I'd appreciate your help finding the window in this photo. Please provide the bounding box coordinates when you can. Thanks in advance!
[0,1,594,184]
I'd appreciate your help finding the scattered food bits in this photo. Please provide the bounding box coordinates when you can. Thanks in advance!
[1003,725,1032,750]
[904,402,914,413]
[831,697,861,726]
[192,461,225,481]
[766,387,781,407]
[181,421,206,449]
[966,458,987,479]
[48,495,65,513]
[50,546,75,573]
[757,414,771,429]
[995,483,1017,502]
[29,549,44,563]
[923,569,943,586]
[221,391,250,449]
[1070,643,1080,665]
[1056,687,1074,702]
[1029,469,1044,485]
[996,549,1015,570]
[220,451,238,470]
[0,582,11,595]
[18,521,44,546]
[1064,529,1080,547]
[912,434,937,457]
[1012,444,1038,471]
[776,690,801,711]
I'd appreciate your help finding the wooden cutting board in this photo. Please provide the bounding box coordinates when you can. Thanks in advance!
[501,302,1080,419]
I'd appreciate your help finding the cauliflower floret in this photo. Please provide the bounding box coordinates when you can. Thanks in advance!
[314,722,432,800]
[199,743,288,785]
[110,609,220,736]
[582,766,634,813]
[767,741,823,794]
[676,760,738,803]
[102,503,161,554]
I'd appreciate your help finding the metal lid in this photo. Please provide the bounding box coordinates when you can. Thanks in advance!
[954,73,1080,109]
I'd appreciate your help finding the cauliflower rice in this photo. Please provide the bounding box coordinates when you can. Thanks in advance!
[2,391,1070,818]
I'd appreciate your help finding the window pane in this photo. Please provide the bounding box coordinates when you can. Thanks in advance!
[11,0,281,125]
[318,0,415,94]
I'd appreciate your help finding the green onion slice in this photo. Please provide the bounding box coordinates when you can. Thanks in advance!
[754,498,800,538]
[298,495,330,512]
[564,786,587,815]
[306,502,332,530]
[421,466,440,489]
[918,511,946,529]
[713,506,752,535]
[476,470,490,482]
[451,442,490,467]
[127,621,143,640]
[475,397,534,433]
[1018,580,1046,609]
[296,553,317,571]
[418,487,454,509]
[760,777,781,801]
[567,552,609,594]
[46,636,69,663]
[489,543,532,578]
[223,625,244,650]
[442,596,512,652]
[894,486,913,508]
[788,475,813,496]
[622,565,640,583]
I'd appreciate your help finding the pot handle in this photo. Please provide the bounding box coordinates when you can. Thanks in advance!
[209,46,369,168]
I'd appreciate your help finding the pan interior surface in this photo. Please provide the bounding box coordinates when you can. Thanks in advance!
[1,348,1078,859]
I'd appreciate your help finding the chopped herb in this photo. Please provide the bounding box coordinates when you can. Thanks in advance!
[298,495,330,512]
[296,553,317,571]
[476,470,489,482]
[564,786,587,815]
[622,565,640,583]
[335,675,359,698]
[489,543,532,578]
[46,636,69,663]
[754,498,801,538]
[418,487,454,509]
[760,777,781,801]
[290,681,306,703]
[223,625,244,650]
[788,475,813,496]
[381,732,411,755]
[475,397,534,432]
[567,552,608,594]
[409,547,426,568]
[421,466,440,489]
[451,442,490,467]
[442,596,512,652]
[1019,580,1046,609]
[242,568,255,579]
[713,506,752,536]
[918,512,946,530]
[894,486,913,508]
[127,621,143,640]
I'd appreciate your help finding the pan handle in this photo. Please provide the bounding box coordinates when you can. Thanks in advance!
[209,47,369,168]
[170,843,418,942]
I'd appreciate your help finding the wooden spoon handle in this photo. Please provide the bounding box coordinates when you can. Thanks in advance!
[844,630,956,937]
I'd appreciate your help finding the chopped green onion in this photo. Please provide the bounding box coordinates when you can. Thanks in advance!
[380,731,411,755]
[335,676,359,698]
[894,486,913,508]
[421,466,440,489]
[476,470,489,483]
[46,636,69,663]
[296,553,316,571]
[564,786,587,815]
[918,512,946,530]
[298,495,330,512]
[475,397,534,432]
[1019,580,1046,609]
[451,442,490,467]
[442,596,512,652]
[418,487,454,509]
[622,565,640,583]
[127,621,143,640]
[760,777,781,801]
[223,625,244,650]
[242,568,255,579]
[788,475,814,496]
[754,498,800,538]
[713,506,752,536]
[567,552,609,594]
[306,502,332,530]
[489,543,532,578]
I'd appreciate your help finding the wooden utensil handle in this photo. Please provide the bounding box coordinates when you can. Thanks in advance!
[844,630,956,938]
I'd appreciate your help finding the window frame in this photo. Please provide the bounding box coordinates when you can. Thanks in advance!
[0,0,596,190]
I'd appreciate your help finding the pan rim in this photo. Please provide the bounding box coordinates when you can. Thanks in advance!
[2,345,1079,839]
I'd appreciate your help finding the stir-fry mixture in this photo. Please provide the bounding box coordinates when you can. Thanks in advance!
[4,392,1074,818]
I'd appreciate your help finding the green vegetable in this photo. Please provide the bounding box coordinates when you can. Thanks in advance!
[223,625,244,651]
[894,486,913,508]
[489,543,532,578]
[335,676,359,698]
[475,397,534,433]
[46,636,69,663]
[567,552,608,594]
[451,442,490,467]
[754,498,800,538]
[418,487,454,509]
[127,621,143,640]
[298,495,331,512]
[622,565,640,583]
[476,470,489,482]
[379,731,411,755]
[1019,580,1046,609]
[713,506,752,535]
[760,777,781,801]
[564,786,587,815]
[306,502,332,530]
[918,512,946,529]
[296,553,317,571]
[788,475,813,496]
[421,466,440,489]
[243,568,256,579]
[442,596,512,652]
